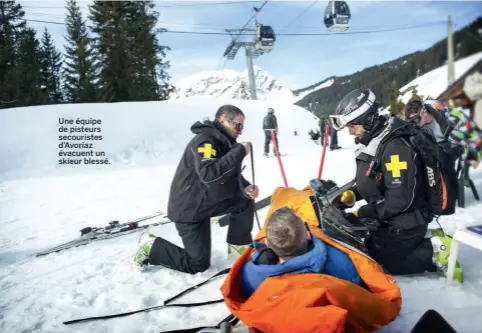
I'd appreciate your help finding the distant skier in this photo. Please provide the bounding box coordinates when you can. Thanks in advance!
[308,129,321,143]
[329,122,342,150]
[262,108,280,156]
[319,118,328,145]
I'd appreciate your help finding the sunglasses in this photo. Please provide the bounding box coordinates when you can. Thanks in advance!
[226,118,244,131]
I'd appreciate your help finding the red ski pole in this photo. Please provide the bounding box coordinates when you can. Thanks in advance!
[317,124,330,180]
[271,129,288,187]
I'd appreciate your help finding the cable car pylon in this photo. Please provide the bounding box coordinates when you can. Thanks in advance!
[221,5,276,100]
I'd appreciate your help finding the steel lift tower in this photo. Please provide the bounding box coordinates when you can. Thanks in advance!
[222,7,276,100]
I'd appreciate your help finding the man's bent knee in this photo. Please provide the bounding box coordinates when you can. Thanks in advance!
[188,258,211,274]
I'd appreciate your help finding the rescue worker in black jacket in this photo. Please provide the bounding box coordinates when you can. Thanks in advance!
[133,105,259,274]
[329,88,439,275]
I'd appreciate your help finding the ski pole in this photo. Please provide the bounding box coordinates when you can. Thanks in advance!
[271,129,288,187]
[317,124,330,180]
[249,143,262,230]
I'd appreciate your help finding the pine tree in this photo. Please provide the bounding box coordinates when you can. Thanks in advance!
[40,28,63,104]
[63,0,96,103]
[388,80,406,116]
[126,0,173,101]
[16,28,45,106]
[89,1,134,102]
[0,0,26,107]
[89,0,173,102]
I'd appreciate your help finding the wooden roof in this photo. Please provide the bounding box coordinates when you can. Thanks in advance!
[437,57,482,103]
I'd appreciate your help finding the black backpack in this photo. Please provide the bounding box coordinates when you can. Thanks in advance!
[409,128,458,216]
[373,124,458,216]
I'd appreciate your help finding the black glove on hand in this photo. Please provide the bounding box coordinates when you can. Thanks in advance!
[359,217,381,231]
[344,212,361,226]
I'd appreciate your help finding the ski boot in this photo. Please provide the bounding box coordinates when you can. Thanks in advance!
[427,228,445,238]
[133,232,157,270]
[227,244,247,261]
[431,235,463,283]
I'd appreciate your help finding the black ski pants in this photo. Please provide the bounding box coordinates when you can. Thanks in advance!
[148,195,254,274]
[264,129,279,154]
[329,126,338,149]
[366,224,437,275]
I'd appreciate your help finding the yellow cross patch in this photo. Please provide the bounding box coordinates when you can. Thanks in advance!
[197,143,217,159]
[385,155,407,178]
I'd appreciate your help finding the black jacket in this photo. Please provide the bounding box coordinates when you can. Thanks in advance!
[353,116,429,229]
[167,120,249,222]
[262,114,278,130]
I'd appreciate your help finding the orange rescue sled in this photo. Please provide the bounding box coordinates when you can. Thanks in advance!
[220,186,402,333]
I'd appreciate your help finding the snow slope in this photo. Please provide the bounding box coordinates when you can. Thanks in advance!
[170,66,294,103]
[0,98,317,181]
[1,99,482,333]
[292,77,335,104]
[398,51,482,104]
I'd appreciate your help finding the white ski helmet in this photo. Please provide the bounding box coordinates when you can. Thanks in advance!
[330,88,379,131]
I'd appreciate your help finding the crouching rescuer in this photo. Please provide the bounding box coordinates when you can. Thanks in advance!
[133,105,259,274]
[329,88,462,282]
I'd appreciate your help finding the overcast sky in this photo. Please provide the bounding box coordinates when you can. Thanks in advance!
[21,0,482,90]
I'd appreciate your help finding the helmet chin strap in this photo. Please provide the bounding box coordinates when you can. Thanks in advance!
[354,114,384,145]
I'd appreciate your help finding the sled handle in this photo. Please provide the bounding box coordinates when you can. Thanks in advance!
[321,178,357,207]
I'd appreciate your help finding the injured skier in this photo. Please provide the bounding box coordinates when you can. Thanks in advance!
[221,188,402,333]
[240,206,362,297]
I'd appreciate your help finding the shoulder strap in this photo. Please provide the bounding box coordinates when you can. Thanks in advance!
[367,127,417,177]
[63,268,231,325]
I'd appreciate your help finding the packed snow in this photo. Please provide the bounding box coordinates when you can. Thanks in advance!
[170,66,294,104]
[1,98,482,333]
[292,77,335,103]
[397,51,482,105]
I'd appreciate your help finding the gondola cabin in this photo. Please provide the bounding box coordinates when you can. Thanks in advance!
[255,25,276,53]
[324,1,351,32]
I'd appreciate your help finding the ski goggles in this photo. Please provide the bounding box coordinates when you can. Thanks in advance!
[329,114,361,130]
[329,103,373,130]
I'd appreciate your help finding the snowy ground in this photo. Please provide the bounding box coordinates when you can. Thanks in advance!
[1,98,482,333]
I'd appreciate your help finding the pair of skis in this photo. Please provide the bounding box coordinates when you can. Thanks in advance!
[36,197,272,257]
[35,212,171,257]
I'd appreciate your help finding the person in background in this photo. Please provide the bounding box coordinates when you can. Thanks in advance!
[133,105,259,274]
[262,108,280,156]
[329,121,342,150]
[404,97,449,142]
[445,70,482,169]
[404,98,464,163]
[319,118,328,145]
